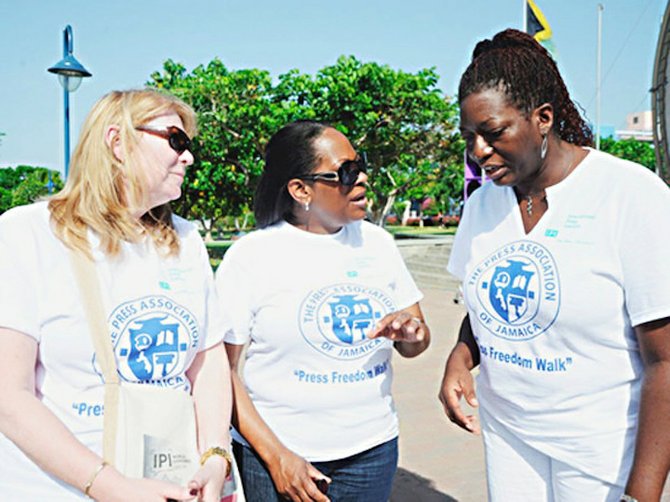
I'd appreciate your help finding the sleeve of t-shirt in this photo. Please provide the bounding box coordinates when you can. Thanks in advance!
[197,235,227,351]
[0,208,41,341]
[447,194,476,282]
[214,239,254,346]
[619,167,670,327]
[383,232,424,310]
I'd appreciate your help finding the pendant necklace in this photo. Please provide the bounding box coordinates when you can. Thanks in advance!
[523,149,576,217]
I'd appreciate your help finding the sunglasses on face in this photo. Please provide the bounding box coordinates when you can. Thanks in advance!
[135,125,193,154]
[298,154,368,186]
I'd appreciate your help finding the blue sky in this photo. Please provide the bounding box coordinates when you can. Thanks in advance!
[0,0,665,174]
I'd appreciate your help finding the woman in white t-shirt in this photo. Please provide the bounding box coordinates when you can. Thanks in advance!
[0,89,233,501]
[438,29,670,501]
[216,120,431,502]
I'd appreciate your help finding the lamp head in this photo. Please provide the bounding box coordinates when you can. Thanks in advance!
[48,54,92,78]
[48,54,91,92]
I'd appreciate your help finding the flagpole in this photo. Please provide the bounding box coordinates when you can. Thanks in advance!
[596,3,604,150]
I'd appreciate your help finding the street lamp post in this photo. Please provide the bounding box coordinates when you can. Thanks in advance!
[48,25,92,179]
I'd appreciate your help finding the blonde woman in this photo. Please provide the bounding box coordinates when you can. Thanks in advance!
[0,89,232,501]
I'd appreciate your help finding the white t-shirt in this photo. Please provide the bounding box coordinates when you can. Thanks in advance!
[0,201,224,500]
[448,149,670,485]
[216,220,422,461]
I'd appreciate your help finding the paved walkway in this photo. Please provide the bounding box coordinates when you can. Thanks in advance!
[390,288,486,502]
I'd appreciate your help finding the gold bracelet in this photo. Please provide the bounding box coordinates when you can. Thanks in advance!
[199,446,232,477]
[83,461,108,498]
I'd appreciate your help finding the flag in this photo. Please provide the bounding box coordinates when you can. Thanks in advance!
[526,0,551,41]
[526,0,556,55]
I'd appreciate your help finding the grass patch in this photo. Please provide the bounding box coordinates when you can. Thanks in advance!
[206,240,235,250]
[205,240,234,270]
[385,225,456,237]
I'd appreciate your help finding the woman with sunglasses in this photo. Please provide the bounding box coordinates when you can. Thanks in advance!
[216,120,431,502]
[0,89,233,501]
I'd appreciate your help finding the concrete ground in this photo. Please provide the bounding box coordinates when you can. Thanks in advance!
[389,287,670,502]
[390,288,486,502]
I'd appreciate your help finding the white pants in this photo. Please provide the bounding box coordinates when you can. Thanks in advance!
[480,409,624,501]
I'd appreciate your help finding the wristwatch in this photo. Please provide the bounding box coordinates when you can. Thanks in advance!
[620,495,638,502]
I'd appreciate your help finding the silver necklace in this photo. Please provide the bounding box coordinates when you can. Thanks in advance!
[523,149,576,217]
[526,193,542,216]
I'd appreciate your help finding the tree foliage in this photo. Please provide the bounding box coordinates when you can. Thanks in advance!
[148,56,462,230]
[600,137,656,171]
[274,56,462,224]
[0,166,63,214]
[148,60,300,238]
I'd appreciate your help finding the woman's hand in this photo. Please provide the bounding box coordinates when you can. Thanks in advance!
[187,456,228,502]
[89,466,196,502]
[368,310,426,344]
[368,303,430,358]
[438,343,480,435]
[266,447,331,502]
[224,346,330,501]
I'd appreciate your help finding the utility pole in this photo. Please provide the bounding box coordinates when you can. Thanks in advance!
[596,4,604,150]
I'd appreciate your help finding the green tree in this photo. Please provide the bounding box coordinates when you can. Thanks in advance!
[149,56,463,230]
[275,56,462,224]
[148,59,296,239]
[0,166,63,214]
[600,137,656,171]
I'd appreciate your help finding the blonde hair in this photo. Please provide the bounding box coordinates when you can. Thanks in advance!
[48,89,197,258]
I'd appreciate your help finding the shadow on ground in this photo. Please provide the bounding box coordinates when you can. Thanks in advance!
[391,468,458,501]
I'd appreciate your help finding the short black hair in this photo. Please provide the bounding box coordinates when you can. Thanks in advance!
[254,120,329,228]
[459,29,593,147]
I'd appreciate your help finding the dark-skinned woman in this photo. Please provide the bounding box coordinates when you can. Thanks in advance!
[216,120,431,502]
[438,29,670,502]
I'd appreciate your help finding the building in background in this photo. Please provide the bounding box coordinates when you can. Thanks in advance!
[616,110,654,143]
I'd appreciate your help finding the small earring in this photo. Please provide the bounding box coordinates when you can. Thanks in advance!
[540,133,548,160]
[304,201,310,212]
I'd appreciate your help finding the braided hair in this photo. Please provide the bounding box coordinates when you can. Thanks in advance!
[459,29,593,147]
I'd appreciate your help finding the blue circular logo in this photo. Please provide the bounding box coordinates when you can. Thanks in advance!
[467,241,561,341]
[93,295,199,389]
[298,283,395,360]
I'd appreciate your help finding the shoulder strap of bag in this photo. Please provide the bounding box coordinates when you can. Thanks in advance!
[68,249,119,466]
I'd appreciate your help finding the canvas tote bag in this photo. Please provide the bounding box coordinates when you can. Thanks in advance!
[69,249,245,500]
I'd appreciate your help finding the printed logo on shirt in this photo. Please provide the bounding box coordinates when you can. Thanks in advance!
[95,295,200,389]
[466,241,561,341]
[298,283,395,360]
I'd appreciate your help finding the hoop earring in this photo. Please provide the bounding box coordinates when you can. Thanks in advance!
[540,133,548,160]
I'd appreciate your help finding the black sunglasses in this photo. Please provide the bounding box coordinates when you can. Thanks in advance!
[135,125,193,154]
[298,154,367,186]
